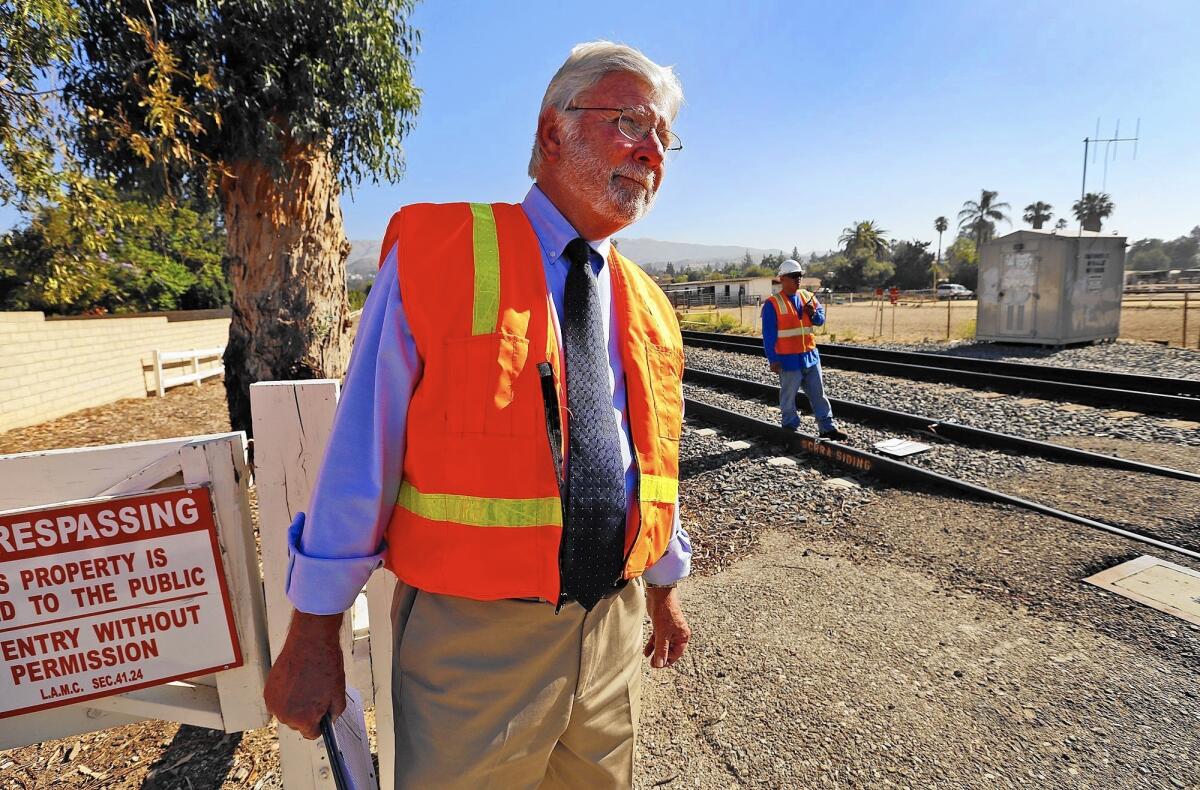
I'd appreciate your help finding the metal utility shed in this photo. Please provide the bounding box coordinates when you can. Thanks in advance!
[976,228,1126,345]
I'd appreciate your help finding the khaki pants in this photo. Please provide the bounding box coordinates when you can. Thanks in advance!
[390,581,645,789]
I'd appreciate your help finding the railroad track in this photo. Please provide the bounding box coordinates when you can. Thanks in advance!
[682,371,1200,563]
[681,330,1200,417]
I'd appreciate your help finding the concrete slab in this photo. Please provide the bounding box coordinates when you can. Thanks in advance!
[1104,410,1143,419]
[1016,398,1047,407]
[1056,403,1093,413]
[824,477,860,490]
[972,391,1006,400]
[693,428,718,437]
[767,456,798,467]
[1162,420,1200,431]
[724,440,752,451]
[1085,555,1200,626]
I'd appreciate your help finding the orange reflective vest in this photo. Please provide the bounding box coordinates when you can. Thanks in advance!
[375,202,683,603]
[768,289,817,355]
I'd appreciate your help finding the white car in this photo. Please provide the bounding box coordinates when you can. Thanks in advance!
[936,283,974,300]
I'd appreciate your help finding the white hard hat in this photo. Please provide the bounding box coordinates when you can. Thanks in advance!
[778,259,804,277]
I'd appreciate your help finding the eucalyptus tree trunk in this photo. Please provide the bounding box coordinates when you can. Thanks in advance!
[221,138,352,434]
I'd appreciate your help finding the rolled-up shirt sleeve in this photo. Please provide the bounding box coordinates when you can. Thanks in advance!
[641,504,692,585]
[761,302,779,364]
[285,247,420,614]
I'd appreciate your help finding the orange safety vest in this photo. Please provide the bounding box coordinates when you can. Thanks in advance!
[375,202,682,603]
[768,289,817,355]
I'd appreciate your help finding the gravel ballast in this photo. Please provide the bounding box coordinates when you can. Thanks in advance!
[685,345,1200,450]
[834,337,1200,381]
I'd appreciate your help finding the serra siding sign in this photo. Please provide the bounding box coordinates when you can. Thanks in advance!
[0,486,242,719]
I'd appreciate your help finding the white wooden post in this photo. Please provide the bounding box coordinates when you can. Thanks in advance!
[154,349,165,397]
[179,435,272,731]
[192,350,202,387]
[366,571,396,788]
[251,380,354,790]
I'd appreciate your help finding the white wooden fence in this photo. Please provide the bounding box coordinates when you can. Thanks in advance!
[0,433,270,747]
[153,346,225,397]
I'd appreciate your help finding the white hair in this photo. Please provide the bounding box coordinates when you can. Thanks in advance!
[528,41,684,179]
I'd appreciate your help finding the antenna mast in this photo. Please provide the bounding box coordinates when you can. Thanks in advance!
[1081,118,1140,202]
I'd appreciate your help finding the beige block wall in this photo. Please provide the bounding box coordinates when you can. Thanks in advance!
[0,312,231,434]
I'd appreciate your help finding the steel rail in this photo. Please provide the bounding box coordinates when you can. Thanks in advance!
[681,333,1200,417]
[684,367,1200,484]
[682,329,1200,397]
[684,396,1200,562]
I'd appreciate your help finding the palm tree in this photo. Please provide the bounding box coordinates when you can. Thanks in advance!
[957,189,1011,248]
[1054,218,1068,230]
[838,220,889,259]
[933,216,948,286]
[1023,201,1054,229]
[1073,192,1115,232]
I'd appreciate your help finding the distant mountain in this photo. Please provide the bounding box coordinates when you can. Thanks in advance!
[344,236,792,279]
[346,240,383,278]
[613,237,786,268]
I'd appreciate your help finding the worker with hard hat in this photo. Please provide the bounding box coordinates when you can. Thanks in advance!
[761,259,848,440]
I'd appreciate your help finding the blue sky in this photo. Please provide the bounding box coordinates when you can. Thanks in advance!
[364,0,1198,253]
[5,0,1198,253]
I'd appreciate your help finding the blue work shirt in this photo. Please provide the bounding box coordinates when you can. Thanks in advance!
[285,185,692,615]
[761,292,825,371]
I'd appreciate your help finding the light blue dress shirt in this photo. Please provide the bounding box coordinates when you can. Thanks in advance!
[761,292,825,371]
[286,185,692,615]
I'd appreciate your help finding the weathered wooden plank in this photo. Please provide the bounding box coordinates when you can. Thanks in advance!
[250,380,346,790]
[366,571,397,789]
[0,705,146,750]
[180,435,271,733]
[87,682,224,730]
[0,435,232,510]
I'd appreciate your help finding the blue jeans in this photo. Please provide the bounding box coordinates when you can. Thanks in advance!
[779,364,836,432]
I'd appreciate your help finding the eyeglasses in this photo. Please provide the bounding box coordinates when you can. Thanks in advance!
[565,107,683,152]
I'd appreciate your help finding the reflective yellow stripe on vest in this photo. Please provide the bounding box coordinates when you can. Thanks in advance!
[778,326,814,337]
[470,203,500,335]
[398,481,562,528]
[640,474,678,504]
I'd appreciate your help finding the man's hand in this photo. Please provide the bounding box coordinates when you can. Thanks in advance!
[644,586,690,668]
[769,362,782,374]
[264,611,347,739]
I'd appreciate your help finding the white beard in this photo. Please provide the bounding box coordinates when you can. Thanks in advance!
[561,134,658,227]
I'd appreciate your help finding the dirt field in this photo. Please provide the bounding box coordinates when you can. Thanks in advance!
[685,299,1200,347]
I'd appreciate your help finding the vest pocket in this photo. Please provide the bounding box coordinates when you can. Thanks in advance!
[444,332,533,436]
[644,344,683,440]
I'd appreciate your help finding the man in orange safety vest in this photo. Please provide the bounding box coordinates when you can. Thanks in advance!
[761,259,848,440]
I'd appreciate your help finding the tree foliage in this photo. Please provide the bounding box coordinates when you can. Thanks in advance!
[945,236,979,289]
[0,194,227,313]
[1073,192,1114,232]
[65,0,422,202]
[1127,228,1200,272]
[1,0,77,207]
[1022,201,1053,229]
[957,189,1010,247]
[2,0,126,274]
[890,240,935,290]
[838,220,889,259]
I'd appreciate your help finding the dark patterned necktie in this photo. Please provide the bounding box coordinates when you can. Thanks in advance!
[560,238,626,610]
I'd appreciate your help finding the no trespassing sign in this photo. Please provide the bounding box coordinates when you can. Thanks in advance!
[0,486,242,719]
